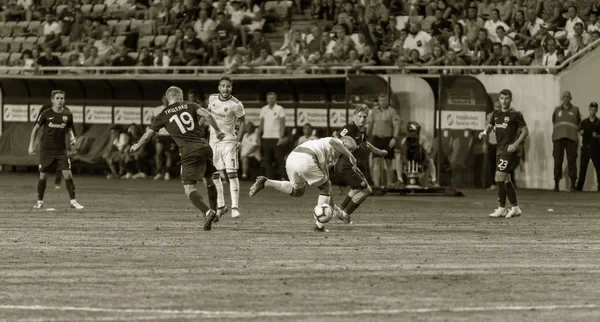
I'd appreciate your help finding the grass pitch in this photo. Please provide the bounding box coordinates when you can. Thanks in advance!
[1,173,599,321]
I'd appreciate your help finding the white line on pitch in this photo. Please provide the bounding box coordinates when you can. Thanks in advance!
[0,304,598,318]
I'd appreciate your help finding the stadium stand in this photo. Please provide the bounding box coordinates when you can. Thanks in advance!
[0,0,597,73]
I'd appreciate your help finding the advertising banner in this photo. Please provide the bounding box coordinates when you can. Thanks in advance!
[3,105,28,122]
[296,108,328,127]
[85,106,113,124]
[114,107,141,125]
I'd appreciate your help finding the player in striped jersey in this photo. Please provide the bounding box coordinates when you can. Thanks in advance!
[208,77,246,220]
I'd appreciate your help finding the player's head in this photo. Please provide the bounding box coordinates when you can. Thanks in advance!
[590,102,598,116]
[377,93,389,108]
[353,104,369,128]
[165,86,184,103]
[51,90,65,108]
[267,92,277,105]
[498,89,512,110]
[218,76,233,98]
[340,136,357,153]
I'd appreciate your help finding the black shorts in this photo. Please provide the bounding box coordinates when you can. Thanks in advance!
[335,156,368,190]
[180,147,216,184]
[496,152,518,173]
[372,136,395,159]
[39,150,71,173]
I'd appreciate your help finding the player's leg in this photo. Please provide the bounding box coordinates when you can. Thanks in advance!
[261,139,276,179]
[202,156,219,223]
[314,180,333,232]
[35,168,51,209]
[223,142,241,218]
[241,156,250,179]
[576,148,591,191]
[54,170,62,189]
[181,152,216,230]
[154,140,165,180]
[393,149,404,186]
[211,144,228,217]
[57,154,83,209]
[591,150,600,191]
[338,161,371,223]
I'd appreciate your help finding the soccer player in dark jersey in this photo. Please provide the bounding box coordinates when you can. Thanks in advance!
[478,89,529,218]
[130,86,225,231]
[38,102,71,189]
[28,90,84,210]
[334,105,388,223]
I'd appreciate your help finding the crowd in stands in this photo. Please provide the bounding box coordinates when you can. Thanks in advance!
[1,0,600,73]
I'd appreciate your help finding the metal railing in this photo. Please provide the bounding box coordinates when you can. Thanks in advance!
[1,37,597,77]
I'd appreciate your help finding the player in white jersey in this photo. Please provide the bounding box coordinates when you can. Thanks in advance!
[249,136,357,232]
[208,76,246,220]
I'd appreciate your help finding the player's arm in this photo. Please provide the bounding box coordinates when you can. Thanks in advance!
[478,113,495,139]
[235,103,246,143]
[329,138,356,165]
[67,115,76,147]
[28,123,42,155]
[196,107,224,139]
[508,113,529,153]
[365,141,387,157]
[131,127,156,152]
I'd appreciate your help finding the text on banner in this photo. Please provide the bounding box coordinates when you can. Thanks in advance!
[296,108,328,127]
[85,106,113,124]
[114,107,141,124]
[440,110,486,130]
[3,105,29,122]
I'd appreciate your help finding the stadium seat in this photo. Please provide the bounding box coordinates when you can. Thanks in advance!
[0,38,10,52]
[0,52,9,67]
[36,36,46,45]
[1,22,14,37]
[127,52,139,61]
[130,19,143,31]
[27,21,41,34]
[81,4,93,14]
[8,52,22,66]
[22,37,38,51]
[9,38,23,53]
[115,35,126,46]
[139,20,154,36]
[93,4,107,14]
[55,4,67,14]
[115,20,131,35]
[137,35,154,50]
[107,19,118,31]
[154,35,167,47]
[106,4,121,17]
[13,21,28,36]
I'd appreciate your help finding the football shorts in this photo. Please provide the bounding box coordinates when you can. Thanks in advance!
[496,152,518,173]
[372,136,395,159]
[180,147,216,185]
[39,150,71,173]
[212,141,239,171]
[286,152,327,189]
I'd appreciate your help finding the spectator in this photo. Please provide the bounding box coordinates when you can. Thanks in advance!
[575,102,600,191]
[364,0,389,23]
[542,38,560,68]
[460,3,484,44]
[94,31,119,62]
[496,26,518,58]
[510,10,528,48]
[179,27,206,66]
[249,48,277,69]
[223,46,242,73]
[448,23,469,61]
[194,8,216,43]
[403,22,432,60]
[540,0,561,29]
[296,123,318,146]
[484,9,509,43]
[498,44,519,74]
[58,0,77,36]
[333,24,354,54]
[423,45,445,73]
[18,49,37,75]
[524,8,545,48]
[495,0,513,22]
[212,11,235,63]
[240,122,260,180]
[552,90,582,192]
[247,29,272,60]
[0,0,30,21]
[431,7,452,38]
[104,125,129,179]
[37,46,61,74]
[563,5,584,40]
[485,42,503,68]
[444,49,466,74]
[567,22,591,57]
[528,46,547,73]
[153,47,171,69]
[112,46,136,67]
[587,11,600,33]
[39,13,62,37]
[321,31,336,56]
[83,46,106,67]
[122,124,148,179]
[258,92,287,180]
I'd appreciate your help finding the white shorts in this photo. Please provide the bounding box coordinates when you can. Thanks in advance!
[212,141,239,171]
[285,152,328,189]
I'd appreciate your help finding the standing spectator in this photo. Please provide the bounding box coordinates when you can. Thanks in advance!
[552,90,582,192]
[486,99,501,190]
[575,102,600,191]
[403,22,432,60]
[484,9,509,43]
[58,0,77,36]
[258,92,287,180]
[367,93,401,189]
[212,11,235,63]
[240,122,260,180]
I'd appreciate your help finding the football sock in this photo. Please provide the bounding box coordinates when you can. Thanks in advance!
[65,179,76,200]
[506,181,518,206]
[430,161,437,182]
[346,201,359,215]
[265,180,294,195]
[188,190,210,214]
[214,176,226,208]
[496,181,507,208]
[206,184,218,211]
[372,162,382,186]
[229,176,239,208]
[341,195,352,209]
[317,194,331,206]
[54,172,62,186]
[37,179,47,201]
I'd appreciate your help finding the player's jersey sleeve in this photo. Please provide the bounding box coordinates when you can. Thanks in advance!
[207,95,216,112]
[514,111,526,128]
[36,110,47,126]
[488,111,496,126]
[150,113,165,132]
[234,101,245,118]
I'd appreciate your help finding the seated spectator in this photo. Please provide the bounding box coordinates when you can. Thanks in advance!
[423,45,445,73]
[321,31,336,56]
[275,30,303,64]
[448,23,469,62]
[39,13,62,37]
[496,26,518,58]
[510,10,529,48]
[527,46,547,74]
[444,49,466,74]
[212,11,236,64]
[58,0,77,35]
[247,29,272,61]
[194,8,216,43]
[83,46,107,67]
[460,3,484,44]
[112,46,136,67]
[223,46,242,73]
[122,124,148,179]
[346,48,361,65]
[249,48,277,67]
[364,0,389,22]
[587,11,600,33]
[484,9,509,43]
[0,0,30,21]
[524,8,545,48]
[333,24,354,54]
[563,5,584,40]
[240,122,260,180]
[484,42,503,70]
[136,46,153,66]
[431,7,452,38]
[178,27,207,66]
[153,47,171,69]
[567,22,591,57]
[297,123,318,146]
[151,0,176,35]
[104,125,129,179]
[403,22,432,61]
[37,46,61,74]
[498,44,519,74]
[543,38,560,68]
[18,49,37,75]
[94,31,119,62]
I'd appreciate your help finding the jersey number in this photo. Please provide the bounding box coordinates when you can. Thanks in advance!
[169,112,195,134]
[497,158,508,171]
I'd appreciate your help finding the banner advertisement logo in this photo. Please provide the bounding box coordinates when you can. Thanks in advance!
[69,106,84,123]
[114,107,141,124]
[85,106,112,124]
[296,108,327,127]
[329,109,347,128]
[29,105,41,122]
[441,111,486,130]
[3,105,28,122]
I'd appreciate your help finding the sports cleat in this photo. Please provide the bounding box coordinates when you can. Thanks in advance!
[154,173,164,180]
[213,206,229,223]
[505,206,522,218]
[334,206,352,224]
[489,207,506,218]
[203,210,217,231]
[164,173,171,180]
[314,224,329,233]
[249,176,267,197]
[33,201,43,209]
[70,201,84,209]
[231,207,240,218]
[54,185,61,189]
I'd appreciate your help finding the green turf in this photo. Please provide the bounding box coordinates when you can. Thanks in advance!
[1,173,599,321]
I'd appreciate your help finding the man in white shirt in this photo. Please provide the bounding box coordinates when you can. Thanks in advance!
[497,26,518,57]
[194,9,216,43]
[402,22,432,59]
[40,14,62,36]
[543,38,560,68]
[567,22,591,56]
[564,5,584,40]
[484,9,510,42]
[258,92,287,180]
[240,122,260,180]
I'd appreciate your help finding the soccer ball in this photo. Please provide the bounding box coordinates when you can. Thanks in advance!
[313,204,334,223]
